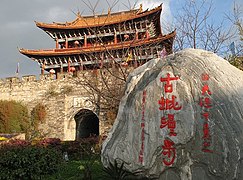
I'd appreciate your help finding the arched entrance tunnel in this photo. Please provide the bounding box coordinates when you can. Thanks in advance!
[74,109,99,140]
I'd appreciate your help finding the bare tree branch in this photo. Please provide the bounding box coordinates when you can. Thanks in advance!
[170,0,233,56]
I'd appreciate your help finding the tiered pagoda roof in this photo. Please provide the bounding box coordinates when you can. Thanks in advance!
[19,4,176,74]
[35,5,161,29]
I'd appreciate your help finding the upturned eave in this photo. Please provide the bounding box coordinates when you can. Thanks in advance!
[19,30,175,58]
[35,4,162,30]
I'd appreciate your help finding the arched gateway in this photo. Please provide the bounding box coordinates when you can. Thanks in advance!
[74,109,99,139]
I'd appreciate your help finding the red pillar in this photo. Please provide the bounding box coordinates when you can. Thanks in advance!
[56,38,59,49]
[136,31,139,40]
[146,30,150,39]
[65,38,68,48]
[114,32,117,44]
[84,34,87,47]
[41,64,45,75]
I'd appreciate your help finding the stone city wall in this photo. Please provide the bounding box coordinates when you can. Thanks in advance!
[0,71,108,140]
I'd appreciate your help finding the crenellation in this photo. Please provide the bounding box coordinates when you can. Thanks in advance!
[0,71,109,140]
[39,74,54,81]
[0,72,94,94]
[5,77,20,83]
[22,75,37,82]
[57,72,74,79]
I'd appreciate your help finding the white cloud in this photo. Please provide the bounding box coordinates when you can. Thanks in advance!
[160,0,173,33]
[136,0,161,10]
[136,0,173,34]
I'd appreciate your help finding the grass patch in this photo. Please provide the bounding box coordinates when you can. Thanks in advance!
[43,157,106,179]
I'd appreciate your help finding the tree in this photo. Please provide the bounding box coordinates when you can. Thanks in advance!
[28,103,47,139]
[230,2,243,42]
[164,0,234,55]
[73,0,164,127]
[0,100,29,133]
[227,2,242,52]
[226,2,243,70]
[76,67,129,127]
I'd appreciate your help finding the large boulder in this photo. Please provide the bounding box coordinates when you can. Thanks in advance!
[101,49,243,180]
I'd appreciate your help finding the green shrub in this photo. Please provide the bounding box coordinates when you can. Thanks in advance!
[1,139,31,150]
[229,56,243,71]
[0,145,63,180]
[43,158,106,180]
[59,136,99,161]
[36,138,61,147]
[31,103,47,128]
[0,100,29,133]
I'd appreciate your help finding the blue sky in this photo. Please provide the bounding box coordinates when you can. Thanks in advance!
[0,0,241,78]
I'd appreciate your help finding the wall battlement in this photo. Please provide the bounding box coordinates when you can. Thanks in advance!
[1,73,69,85]
[0,70,96,87]
[0,70,107,141]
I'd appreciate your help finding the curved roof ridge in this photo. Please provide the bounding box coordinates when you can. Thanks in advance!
[35,4,162,29]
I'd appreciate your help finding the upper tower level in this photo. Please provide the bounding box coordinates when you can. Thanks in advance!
[35,4,163,49]
[19,4,175,74]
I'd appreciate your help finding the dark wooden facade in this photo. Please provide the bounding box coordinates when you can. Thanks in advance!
[19,4,176,73]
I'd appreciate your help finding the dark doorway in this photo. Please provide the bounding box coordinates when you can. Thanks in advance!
[74,109,99,140]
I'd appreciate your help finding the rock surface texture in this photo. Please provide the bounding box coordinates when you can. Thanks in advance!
[101,49,243,180]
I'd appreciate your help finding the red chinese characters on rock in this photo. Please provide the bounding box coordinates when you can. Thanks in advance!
[160,73,179,93]
[199,97,212,108]
[162,139,176,166]
[201,84,212,95]
[158,95,182,110]
[139,90,147,164]
[199,73,213,153]
[158,73,181,166]
[160,114,177,136]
